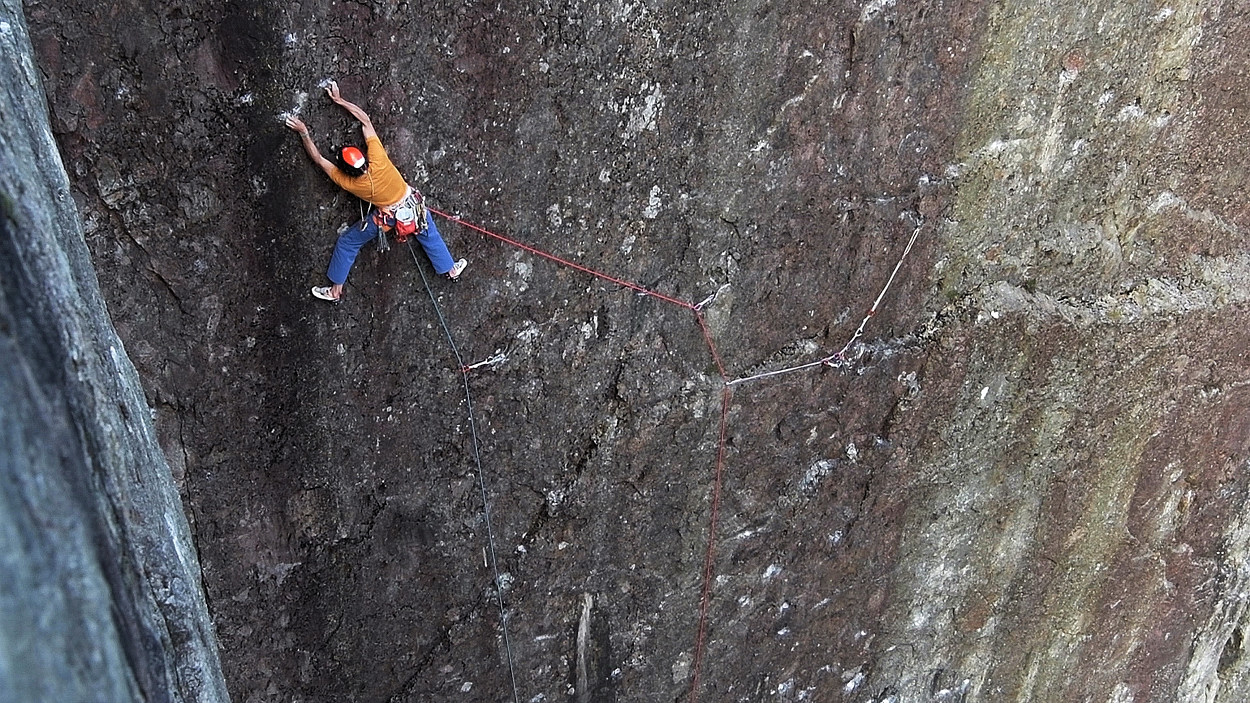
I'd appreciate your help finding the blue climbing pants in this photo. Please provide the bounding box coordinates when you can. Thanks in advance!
[327,210,455,284]
[413,212,455,274]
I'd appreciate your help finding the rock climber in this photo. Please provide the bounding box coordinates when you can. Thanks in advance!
[285,80,466,302]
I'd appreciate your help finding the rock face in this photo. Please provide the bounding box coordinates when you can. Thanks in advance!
[0,3,227,702]
[22,0,1250,701]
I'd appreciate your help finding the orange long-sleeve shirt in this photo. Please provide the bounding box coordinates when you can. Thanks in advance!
[328,135,409,206]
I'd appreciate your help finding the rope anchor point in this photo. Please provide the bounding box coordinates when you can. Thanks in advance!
[693,283,730,312]
[463,351,509,374]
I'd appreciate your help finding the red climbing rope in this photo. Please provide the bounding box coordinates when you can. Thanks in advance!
[428,207,696,310]
[694,311,728,380]
[689,310,731,703]
[689,384,732,703]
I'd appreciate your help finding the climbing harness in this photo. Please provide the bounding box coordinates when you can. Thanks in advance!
[357,187,428,253]
[382,187,428,243]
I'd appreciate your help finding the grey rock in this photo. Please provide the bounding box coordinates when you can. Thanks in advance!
[0,2,227,702]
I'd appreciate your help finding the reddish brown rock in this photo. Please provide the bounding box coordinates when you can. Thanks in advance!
[23,0,1250,701]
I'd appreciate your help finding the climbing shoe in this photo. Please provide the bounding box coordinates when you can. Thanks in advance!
[311,286,340,302]
[446,258,468,280]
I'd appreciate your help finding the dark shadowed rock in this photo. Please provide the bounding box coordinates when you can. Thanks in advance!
[21,0,1250,701]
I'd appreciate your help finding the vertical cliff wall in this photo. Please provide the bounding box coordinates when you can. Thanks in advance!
[871,3,1250,701]
[0,2,228,702]
[22,0,1250,701]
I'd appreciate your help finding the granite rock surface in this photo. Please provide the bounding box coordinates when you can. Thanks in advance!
[1,2,227,701]
[22,0,1250,701]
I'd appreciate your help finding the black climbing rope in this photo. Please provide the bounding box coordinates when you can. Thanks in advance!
[406,240,521,703]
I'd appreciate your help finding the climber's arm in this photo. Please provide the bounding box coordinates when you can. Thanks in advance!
[325,81,378,140]
[285,116,336,177]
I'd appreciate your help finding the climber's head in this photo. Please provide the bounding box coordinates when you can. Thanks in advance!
[336,145,368,177]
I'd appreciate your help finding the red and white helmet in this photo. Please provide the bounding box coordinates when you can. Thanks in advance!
[340,146,366,168]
